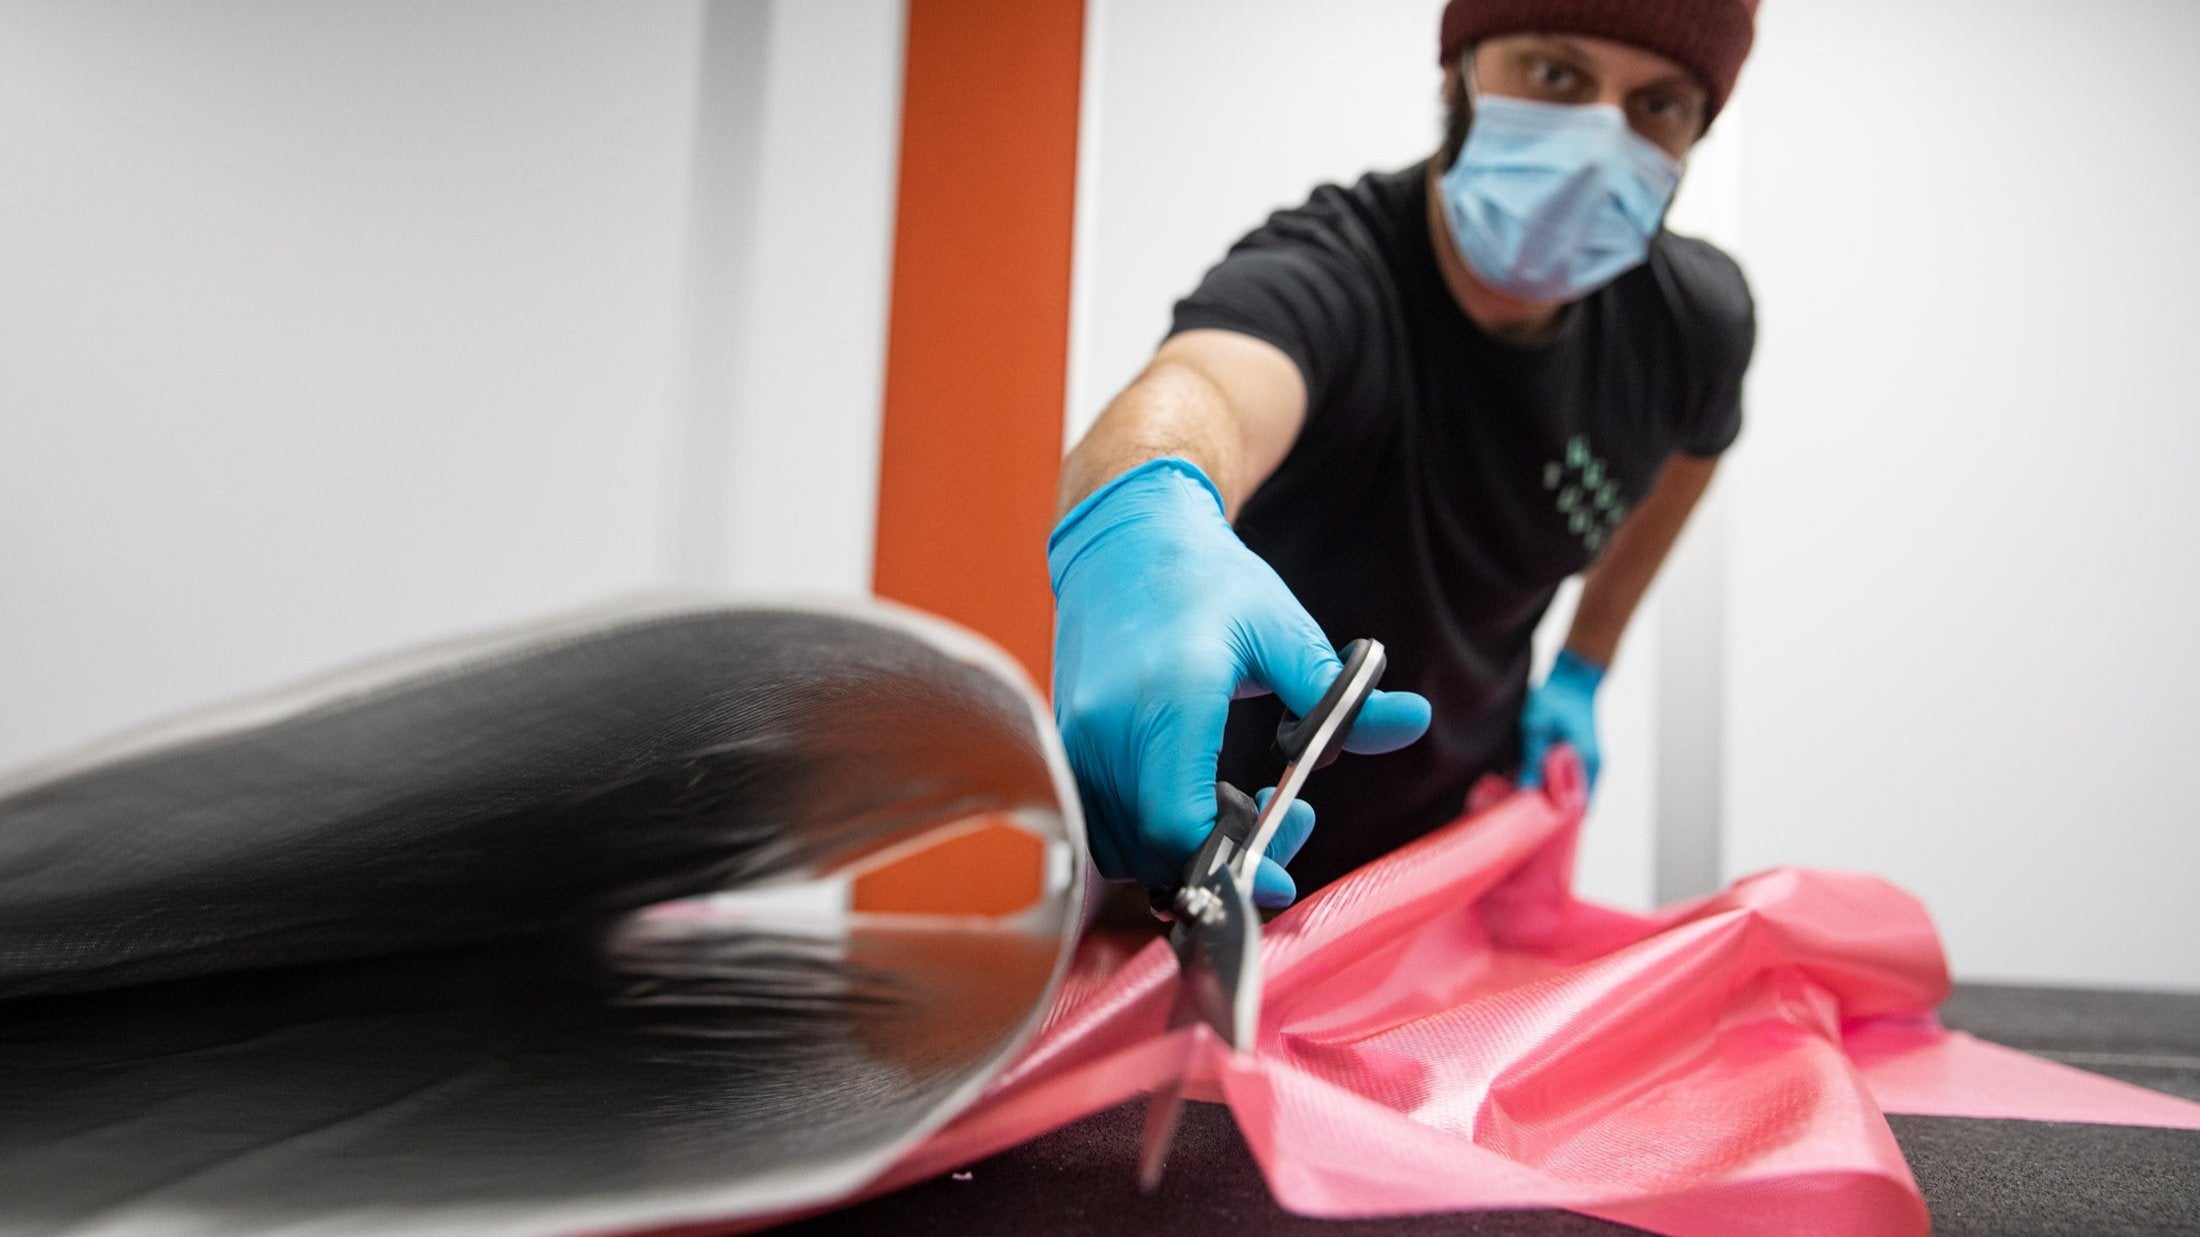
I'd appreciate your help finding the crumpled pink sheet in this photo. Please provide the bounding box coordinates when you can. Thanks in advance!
[865,752,2200,1236]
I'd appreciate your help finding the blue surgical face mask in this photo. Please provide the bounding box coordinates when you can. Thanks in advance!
[1439,94,1684,303]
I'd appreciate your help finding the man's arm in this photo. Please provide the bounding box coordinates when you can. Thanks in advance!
[1048,326,1429,904]
[1565,453,1720,665]
[1518,452,1720,789]
[1057,329,1309,519]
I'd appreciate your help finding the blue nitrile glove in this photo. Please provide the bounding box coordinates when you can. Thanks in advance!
[1049,457,1432,908]
[1517,647,1606,792]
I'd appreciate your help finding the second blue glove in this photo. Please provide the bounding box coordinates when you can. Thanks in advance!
[1518,647,1606,792]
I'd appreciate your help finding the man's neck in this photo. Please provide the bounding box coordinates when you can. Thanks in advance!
[1423,156,1568,347]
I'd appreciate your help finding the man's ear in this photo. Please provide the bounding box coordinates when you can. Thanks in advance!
[1438,62,1473,170]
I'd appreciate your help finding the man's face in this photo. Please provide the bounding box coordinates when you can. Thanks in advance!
[1467,33,1709,159]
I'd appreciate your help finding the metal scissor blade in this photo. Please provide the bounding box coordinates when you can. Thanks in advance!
[1136,933,1205,1194]
[1138,638,1389,1192]
[1135,1070,1187,1193]
[1178,864,1260,1053]
[1138,863,1261,1191]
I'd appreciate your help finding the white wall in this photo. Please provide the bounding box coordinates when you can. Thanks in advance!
[1066,0,1440,441]
[0,0,907,774]
[674,0,904,596]
[1723,0,2200,988]
[0,0,706,770]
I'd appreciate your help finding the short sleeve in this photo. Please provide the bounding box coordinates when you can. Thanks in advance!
[1663,236,1757,457]
[1168,191,1379,413]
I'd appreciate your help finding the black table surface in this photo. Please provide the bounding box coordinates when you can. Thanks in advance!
[776,983,2200,1237]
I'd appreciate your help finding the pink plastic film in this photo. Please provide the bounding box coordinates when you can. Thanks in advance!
[874,752,2200,1234]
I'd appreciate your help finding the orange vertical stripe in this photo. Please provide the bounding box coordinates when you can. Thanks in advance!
[873,0,1084,684]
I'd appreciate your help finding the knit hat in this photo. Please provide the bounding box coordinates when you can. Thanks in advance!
[1438,0,1759,123]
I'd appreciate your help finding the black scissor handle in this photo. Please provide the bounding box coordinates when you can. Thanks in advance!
[1274,638,1386,771]
[1186,781,1260,879]
[1151,782,1262,920]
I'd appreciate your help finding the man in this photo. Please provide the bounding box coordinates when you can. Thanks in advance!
[1049,0,1758,907]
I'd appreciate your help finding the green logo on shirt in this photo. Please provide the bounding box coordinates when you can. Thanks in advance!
[1544,436,1627,553]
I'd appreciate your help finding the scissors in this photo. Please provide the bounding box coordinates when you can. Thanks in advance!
[1136,637,1389,1190]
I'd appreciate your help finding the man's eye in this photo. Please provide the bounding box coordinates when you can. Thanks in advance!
[1528,58,1578,92]
[1632,92,1701,143]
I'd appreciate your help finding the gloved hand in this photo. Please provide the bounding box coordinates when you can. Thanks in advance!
[1517,647,1606,792]
[1049,458,1432,908]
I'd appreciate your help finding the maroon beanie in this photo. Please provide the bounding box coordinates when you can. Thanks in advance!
[1438,0,1759,122]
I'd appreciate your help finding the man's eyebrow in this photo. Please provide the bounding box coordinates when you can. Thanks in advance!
[1636,71,1708,100]
[1531,34,1597,67]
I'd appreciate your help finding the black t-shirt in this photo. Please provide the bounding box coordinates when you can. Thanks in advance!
[1174,162,1755,894]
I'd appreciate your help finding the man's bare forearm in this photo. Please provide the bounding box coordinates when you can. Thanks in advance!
[1059,362,1247,517]
[1057,330,1311,520]
[1565,453,1720,667]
